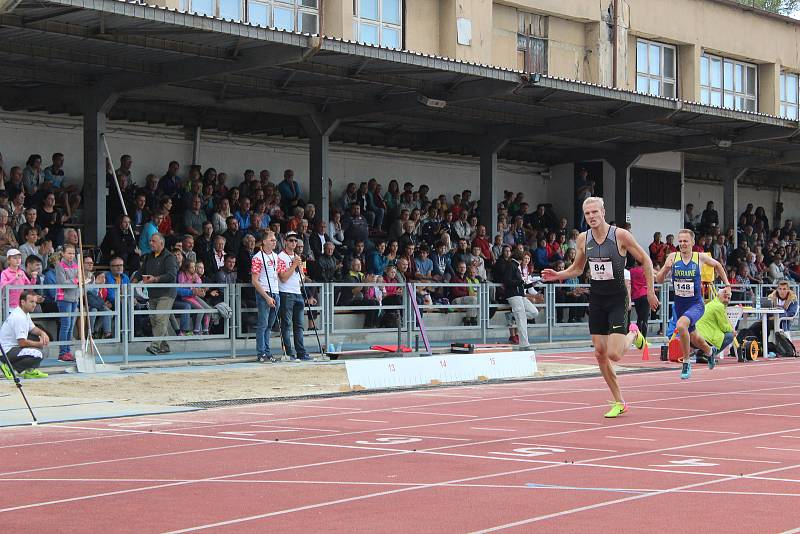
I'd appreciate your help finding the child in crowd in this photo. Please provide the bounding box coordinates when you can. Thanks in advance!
[177,259,213,335]
[55,244,80,362]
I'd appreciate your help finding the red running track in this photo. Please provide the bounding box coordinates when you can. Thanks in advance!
[2,356,800,533]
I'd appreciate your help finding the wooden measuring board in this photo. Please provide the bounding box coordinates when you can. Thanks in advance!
[345,350,537,390]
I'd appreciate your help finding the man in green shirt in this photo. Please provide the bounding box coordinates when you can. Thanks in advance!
[696,286,735,351]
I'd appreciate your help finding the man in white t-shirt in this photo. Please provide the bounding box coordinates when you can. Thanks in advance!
[277,231,311,361]
[251,230,281,363]
[0,291,50,380]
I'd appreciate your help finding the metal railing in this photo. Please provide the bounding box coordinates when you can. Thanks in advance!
[3,280,798,364]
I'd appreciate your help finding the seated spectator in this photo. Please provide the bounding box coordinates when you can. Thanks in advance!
[381,264,403,328]
[340,258,378,328]
[177,234,196,264]
[9,190,26,232]
[16,207,44,244]
[452,210,472,241]
[129,194,150,236]
[22,154,44,203]
[156,196,176,242]
[449,260,478,326]
[0,208,18,263]
[237,234,257,283]
[222,217,243,256]
[328,210,344,247]
[287,206,304,233]
[43,152,81,219]
[277,169,303,214]
[398,220,417,250]
[17,226,38,266]
[177,259,213,335]
[649,232,665,263]
[183,194,207,237]
[389,209,410,241]
[311,241,340,282]
[342,204,369,245]
[82,255,111,339]
[195,221,215,259]
[366,180,386,230]
[415,245,434,281]
[214,254,237,284]
[139,210,164,255]
[0,290,50,380]
[431,241,453,282]
[102,215,139,271]
[451,238,473,268]
[0,249,32,308]
[102,256,130,334]
[533,239,549,270]
[234,197,252,234]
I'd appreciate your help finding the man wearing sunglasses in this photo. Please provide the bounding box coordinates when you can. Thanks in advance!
[277,231,311,361]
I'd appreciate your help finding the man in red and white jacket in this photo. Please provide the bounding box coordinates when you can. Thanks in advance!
[251,230,281,363]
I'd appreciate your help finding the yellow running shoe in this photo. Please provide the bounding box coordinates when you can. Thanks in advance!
[604,401,628,418]
[0,362,12,380]
[629,324,646,350]
[21,369,48,379]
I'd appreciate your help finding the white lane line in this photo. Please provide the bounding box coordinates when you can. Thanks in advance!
[511,443,617,453]
[346,419,389,424]
[757,447,800,453]
[294,405,362,411]
[748,413,800,418]
[161,425,800,533]
[471,460,800,532]
[634,406,710,413]
[780,527,800,534]
[471,428,517,433]
[512,399,591,406]
[513,418,602,426]
[662,454,781,464]
[781,436,800,439]
[378,434,471,441]
[642,426,740,435]
[392,411,477,418]
[606,436,656,442]
[249,425,334,432]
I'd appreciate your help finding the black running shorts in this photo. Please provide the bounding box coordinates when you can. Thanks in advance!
[588,293,628,336]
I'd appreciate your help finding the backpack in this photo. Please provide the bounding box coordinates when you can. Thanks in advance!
[773,330,798,357]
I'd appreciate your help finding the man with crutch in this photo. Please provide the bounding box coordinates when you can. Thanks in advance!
[0,291,50,380]
[277,231,313,361]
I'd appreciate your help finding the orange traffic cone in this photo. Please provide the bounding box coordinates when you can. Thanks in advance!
[641,342,650,361]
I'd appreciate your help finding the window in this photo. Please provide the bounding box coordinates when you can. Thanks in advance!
[181,0,318,28]
[700,53,757,112]
[181,0,243,21]
[517,11,548,74]
[780,71,799,120]
[353,0,402,49]
[245,0,318,32]
[635,39,676,98]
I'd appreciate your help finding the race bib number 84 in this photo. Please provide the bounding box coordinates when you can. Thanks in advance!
[589,260,613,281]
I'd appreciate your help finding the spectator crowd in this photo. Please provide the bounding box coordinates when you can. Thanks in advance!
[0,150,796,358]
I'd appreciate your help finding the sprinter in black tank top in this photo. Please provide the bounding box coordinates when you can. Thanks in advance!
[543,197,659,418]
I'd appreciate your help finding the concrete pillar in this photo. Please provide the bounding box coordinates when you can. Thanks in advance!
[302,117,340,225]
[479,139,509,239]
[82,94,117,247]
[678,44,701,103]
[191,126,201,166]
[607,157,637,227]
[724,168,748,247]
[758,62,780,116]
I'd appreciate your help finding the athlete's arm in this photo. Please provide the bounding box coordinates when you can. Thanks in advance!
[542,233,587,282]
[699,254,730,286]
[617,229,660,310]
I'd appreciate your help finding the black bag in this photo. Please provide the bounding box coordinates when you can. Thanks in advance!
[773,330,798,357]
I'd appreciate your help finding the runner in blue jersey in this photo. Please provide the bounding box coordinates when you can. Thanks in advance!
[655,229,728,379]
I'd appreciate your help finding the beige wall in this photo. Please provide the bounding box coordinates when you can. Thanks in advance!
[153,0,800,115]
